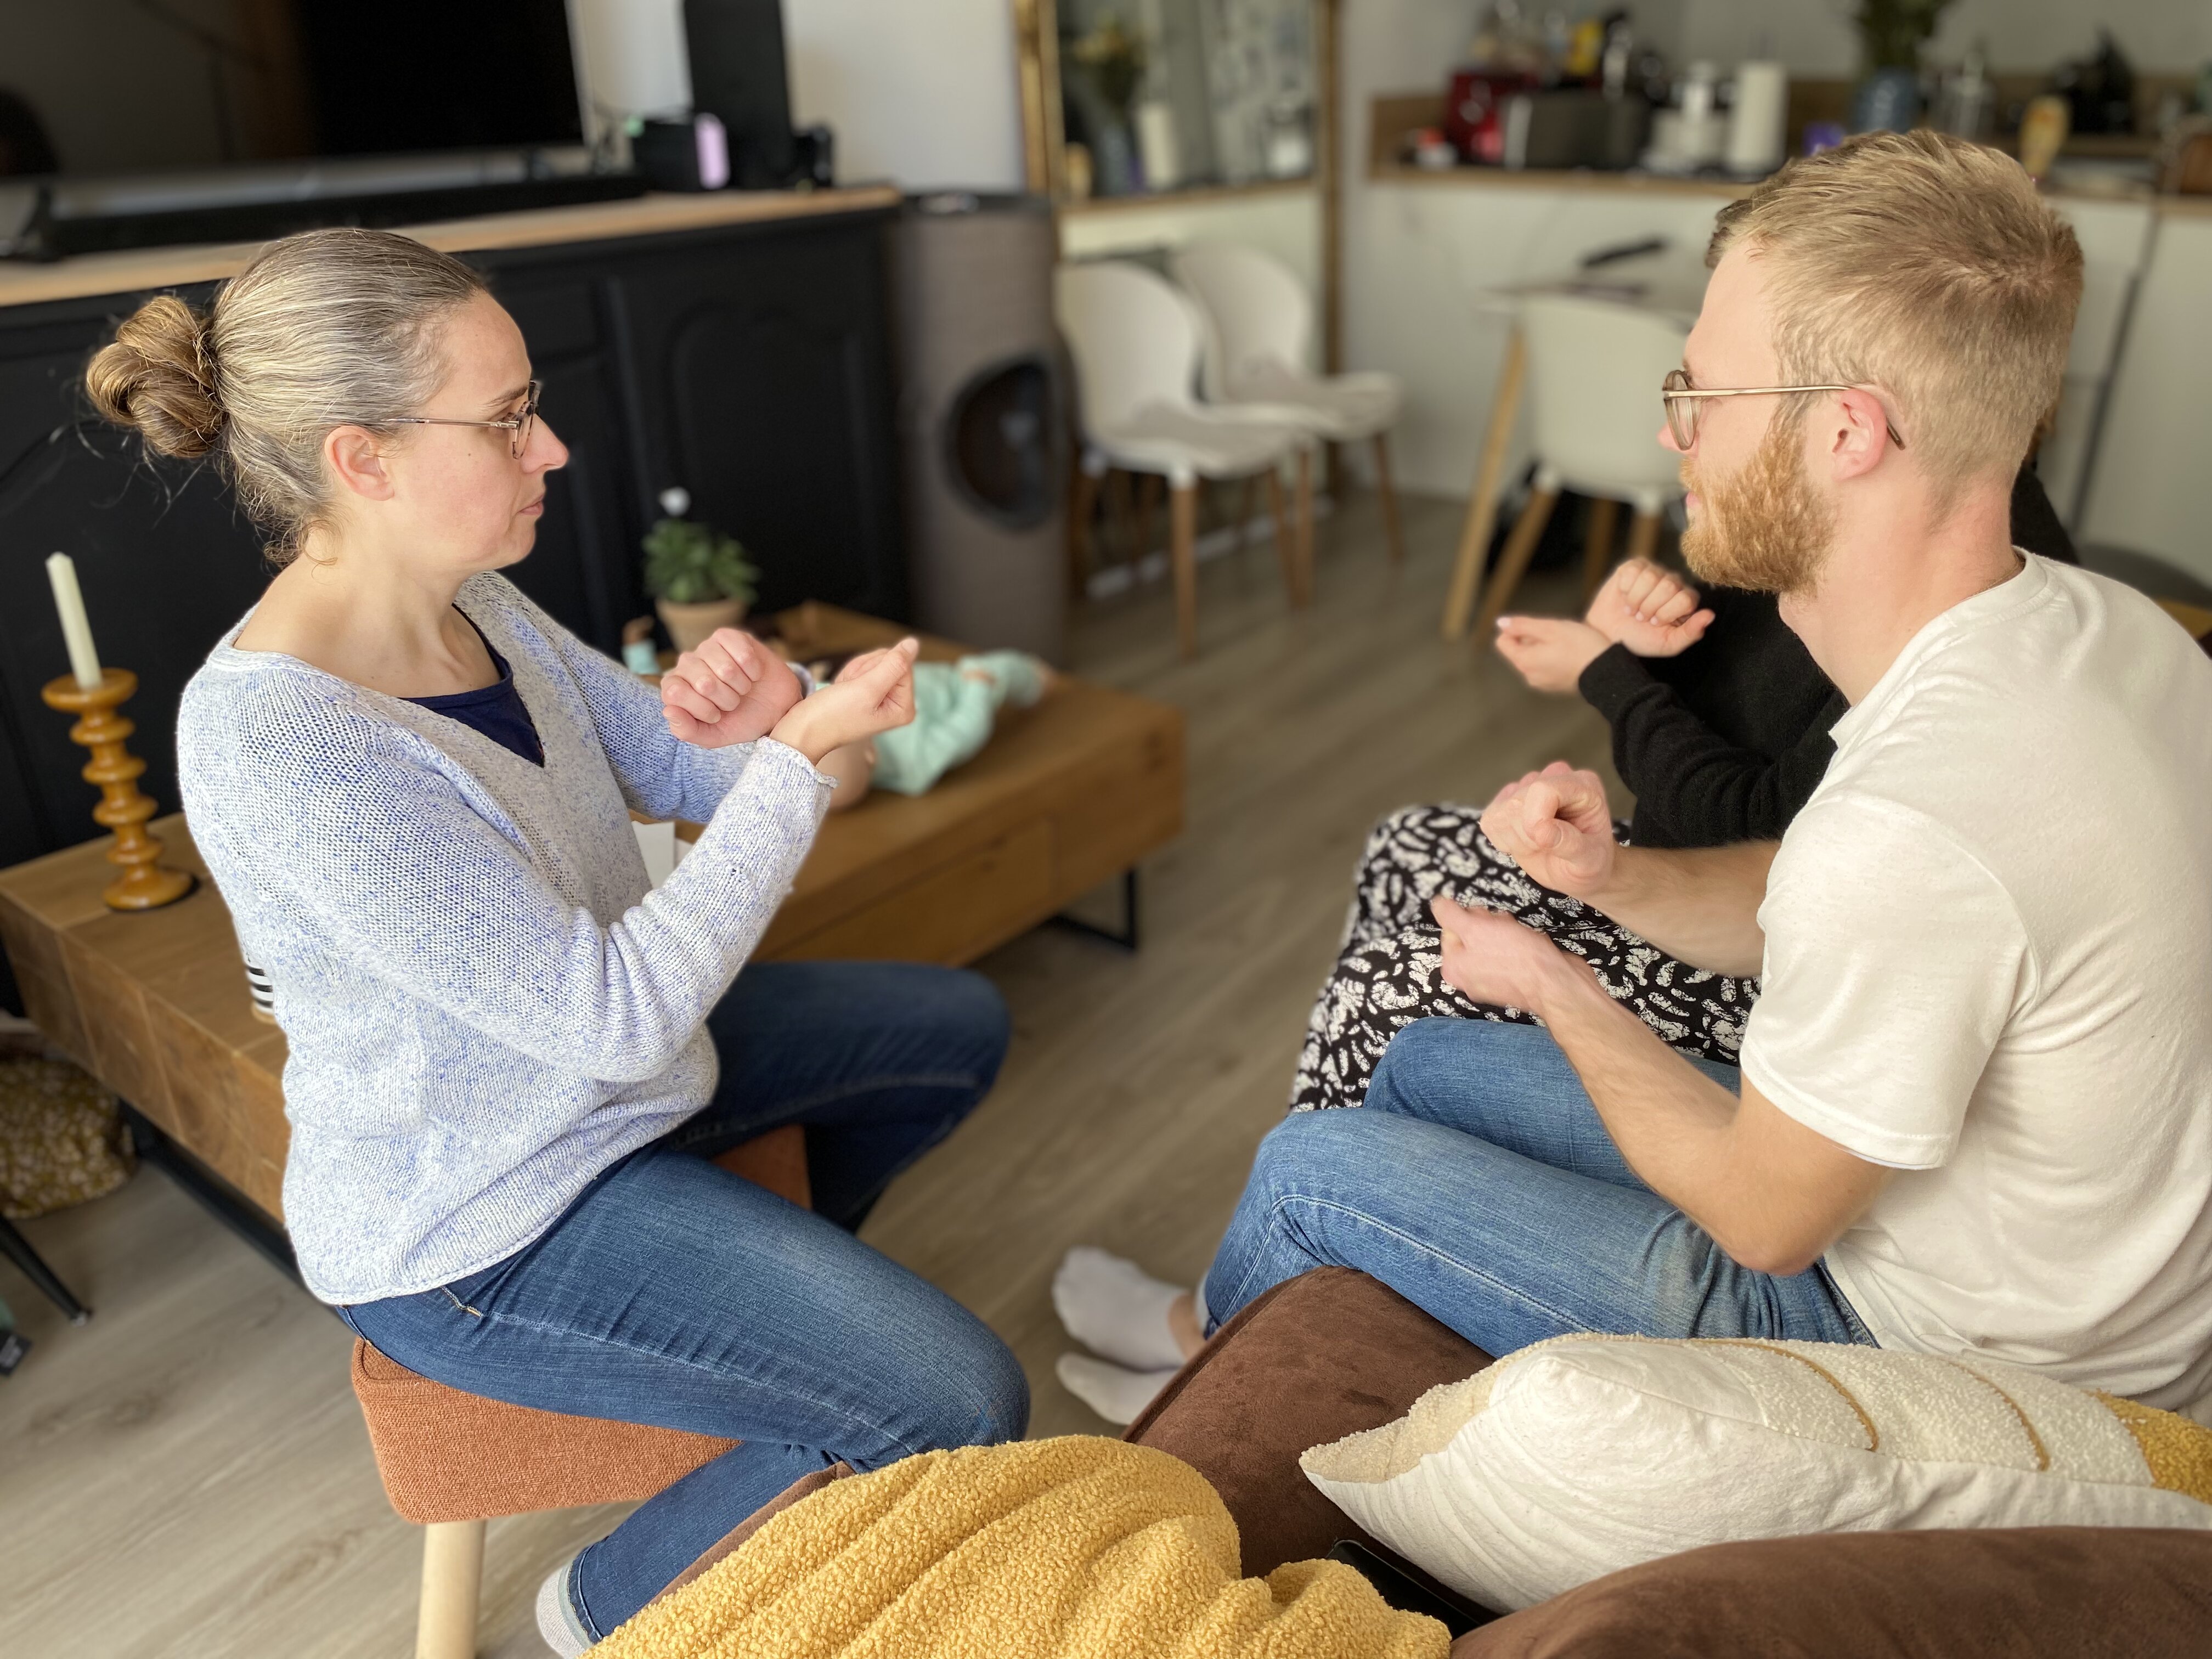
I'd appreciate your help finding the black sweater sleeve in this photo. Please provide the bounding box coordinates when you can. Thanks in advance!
[1578,644,1844,847]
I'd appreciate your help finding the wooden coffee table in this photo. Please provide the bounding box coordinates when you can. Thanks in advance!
[0,605,1183,1233]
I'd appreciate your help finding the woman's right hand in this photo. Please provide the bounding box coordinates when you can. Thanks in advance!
[769,638,921,766]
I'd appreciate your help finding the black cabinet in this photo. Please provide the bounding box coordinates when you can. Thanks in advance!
[0,205,906,898]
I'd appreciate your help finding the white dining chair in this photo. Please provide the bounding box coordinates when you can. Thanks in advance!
[1171,242,1408,563]
[1056,259,1312,659]
[1464,292,1690,639]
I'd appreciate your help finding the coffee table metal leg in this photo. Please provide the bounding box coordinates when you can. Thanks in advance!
[0,1212,91,1325]
[1049,867,1141,952]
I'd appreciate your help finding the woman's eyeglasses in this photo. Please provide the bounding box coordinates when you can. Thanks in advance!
[382,380,543,458]
[1661,369,1906,452]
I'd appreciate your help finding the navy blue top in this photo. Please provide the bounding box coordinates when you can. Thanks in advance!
[405,611,545,766]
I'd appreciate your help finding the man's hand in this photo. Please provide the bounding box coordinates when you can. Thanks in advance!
[660,628,805,748]
[1481,760,1618,900]
[1430,894,1589,1016]
[1585,560,1714,658]
[1494,616,1612,692]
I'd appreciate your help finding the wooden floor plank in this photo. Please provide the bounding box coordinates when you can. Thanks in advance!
[0,487,1616,1653]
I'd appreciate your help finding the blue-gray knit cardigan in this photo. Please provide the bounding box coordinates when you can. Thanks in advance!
[176,574,831,1304]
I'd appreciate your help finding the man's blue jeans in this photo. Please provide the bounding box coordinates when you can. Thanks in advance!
[1201,1018,1874,1356]
[341,962,1027,1639]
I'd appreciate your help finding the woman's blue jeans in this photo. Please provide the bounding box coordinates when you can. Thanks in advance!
[340,962,1027,1640]
[1201,1018,1874,1355]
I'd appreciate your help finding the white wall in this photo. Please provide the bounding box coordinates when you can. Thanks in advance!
[569,0,1026,191]
[1058,188,1324,299]
[1674,0,2209,75]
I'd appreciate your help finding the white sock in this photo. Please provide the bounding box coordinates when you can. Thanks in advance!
[1052,1245,1190,1371]
[1056,1352,1180,1426]
[536,1553,592,1657]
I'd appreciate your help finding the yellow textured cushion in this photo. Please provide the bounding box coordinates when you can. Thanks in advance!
[594,1436,1449,1659]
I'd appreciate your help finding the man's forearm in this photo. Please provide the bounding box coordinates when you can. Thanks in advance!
[1580,841,1775,976]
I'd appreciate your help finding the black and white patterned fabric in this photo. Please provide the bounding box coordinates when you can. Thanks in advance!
[1289,805,1758,1113]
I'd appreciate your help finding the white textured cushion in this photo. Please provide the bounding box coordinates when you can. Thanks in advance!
[1301,1334,2212,1612]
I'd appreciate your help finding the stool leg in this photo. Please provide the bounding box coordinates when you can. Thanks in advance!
[1624,504,1663,568]
[1444,328,1527,639]
[1372,431,1406,566]
[416,1519,485,1659]
[1472,486,1560,641]
[1171,479,1201,660]
[1068,460,1101,597]
[1582,497,1621,601]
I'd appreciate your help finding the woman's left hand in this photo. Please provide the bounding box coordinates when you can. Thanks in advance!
[660,628,805,748]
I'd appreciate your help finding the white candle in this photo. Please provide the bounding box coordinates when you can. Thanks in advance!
[46,552,103,691]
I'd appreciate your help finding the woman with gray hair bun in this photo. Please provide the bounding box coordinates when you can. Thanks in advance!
[89,227,1027,1651]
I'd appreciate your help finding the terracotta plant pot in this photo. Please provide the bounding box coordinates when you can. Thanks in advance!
[656,596,748,656]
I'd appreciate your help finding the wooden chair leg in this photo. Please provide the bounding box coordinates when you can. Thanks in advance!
[1472,486,1560,641]
[1624,505,1663,567]
[1106,470,1136,568]
[1292,445,1317,608]
[1067,462,1101,598]
[1170,479,1200,660]
[1236,474,1259,555]
[1136,472,1162,562]
[1443,327,1528,640]
[1263,466,1297,603]
[416,1520,485,1659]
[1372,431,1406,566]
[1581,496,1621,602]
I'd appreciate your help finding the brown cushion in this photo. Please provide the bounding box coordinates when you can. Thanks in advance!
[1124,1265,1493,1578]
[351,1125,810,1523]
[1452,1525,2212,1659]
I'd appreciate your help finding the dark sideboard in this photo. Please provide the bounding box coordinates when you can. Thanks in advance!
[0,190,911,942]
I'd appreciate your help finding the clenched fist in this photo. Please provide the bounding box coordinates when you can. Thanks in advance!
[1480,760,1618,900]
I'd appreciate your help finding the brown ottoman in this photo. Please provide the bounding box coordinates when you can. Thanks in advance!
[1123,1266,2212,1658]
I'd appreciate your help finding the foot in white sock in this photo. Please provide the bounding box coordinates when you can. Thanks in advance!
[1057,1352,1179,1426]
[536,1551,592,1656]
[1052,1245,1190,1370]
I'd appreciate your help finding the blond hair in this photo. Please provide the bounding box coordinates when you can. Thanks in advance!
[86,228,488,562]
[1707,130,2082,495]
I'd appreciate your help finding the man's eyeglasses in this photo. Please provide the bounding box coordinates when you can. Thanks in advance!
[1661,369,1906,452]
[382,380,543,458]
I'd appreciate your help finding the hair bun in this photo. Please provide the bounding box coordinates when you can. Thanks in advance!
[85,294,225,460]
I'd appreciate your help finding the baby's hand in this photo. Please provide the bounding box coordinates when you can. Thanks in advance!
[661,628,805,749]
[1585,560,1714,658]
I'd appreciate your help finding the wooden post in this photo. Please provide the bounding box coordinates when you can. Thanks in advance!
[40,669,194,911]
[1443,328,1528,640]
[415,1519,485,1659]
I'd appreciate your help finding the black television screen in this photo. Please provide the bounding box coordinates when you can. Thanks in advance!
[0,1,584,183]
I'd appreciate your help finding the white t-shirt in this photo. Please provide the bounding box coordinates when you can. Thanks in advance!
[1741,555,2212,1421]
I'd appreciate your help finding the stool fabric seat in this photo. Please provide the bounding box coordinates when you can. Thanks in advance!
[352,1340,738,1525]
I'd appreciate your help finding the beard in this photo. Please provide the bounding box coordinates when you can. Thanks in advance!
[1678,413,1836,595]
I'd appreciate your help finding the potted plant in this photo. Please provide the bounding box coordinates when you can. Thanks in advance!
[642,487,759,654]
[1851,0,1956,132]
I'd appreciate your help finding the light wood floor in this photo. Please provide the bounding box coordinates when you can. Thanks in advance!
[1,490,1618,1657]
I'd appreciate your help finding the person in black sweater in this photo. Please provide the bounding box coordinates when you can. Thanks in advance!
[1287,465,2076,1112]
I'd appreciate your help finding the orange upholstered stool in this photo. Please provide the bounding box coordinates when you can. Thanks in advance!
[351,1125,812,1659]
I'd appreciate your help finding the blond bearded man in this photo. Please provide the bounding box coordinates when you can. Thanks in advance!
[1059,132,2212,1427]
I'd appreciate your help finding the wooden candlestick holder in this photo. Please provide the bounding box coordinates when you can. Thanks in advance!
[41,668,196,912]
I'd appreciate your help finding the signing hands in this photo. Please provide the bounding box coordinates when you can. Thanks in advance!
[1493,560,1716,693]
[1480,760,1618,900]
